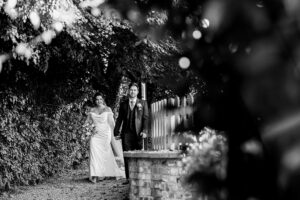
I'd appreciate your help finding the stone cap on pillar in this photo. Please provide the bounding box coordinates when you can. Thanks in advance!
[123,150,182,159]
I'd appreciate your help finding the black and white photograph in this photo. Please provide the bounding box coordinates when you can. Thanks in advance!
[0,0,300,199]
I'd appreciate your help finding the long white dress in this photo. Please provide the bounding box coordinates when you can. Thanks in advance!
[89,111,125,178]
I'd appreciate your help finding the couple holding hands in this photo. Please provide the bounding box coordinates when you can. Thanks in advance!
[83,83,149,183]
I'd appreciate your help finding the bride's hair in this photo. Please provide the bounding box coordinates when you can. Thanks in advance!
[93,92,106,106]
[82,100,93,115]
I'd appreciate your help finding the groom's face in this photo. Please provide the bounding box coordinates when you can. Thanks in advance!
[129,86,139,99]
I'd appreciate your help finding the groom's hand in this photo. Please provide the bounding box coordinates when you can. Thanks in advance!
[140,132,147,138]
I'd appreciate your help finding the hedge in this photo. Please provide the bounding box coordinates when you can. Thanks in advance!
[0,91,89,191]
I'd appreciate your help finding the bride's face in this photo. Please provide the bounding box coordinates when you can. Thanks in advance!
[95,96,104,107]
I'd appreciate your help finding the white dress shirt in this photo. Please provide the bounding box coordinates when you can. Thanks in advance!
[129,98,137,110]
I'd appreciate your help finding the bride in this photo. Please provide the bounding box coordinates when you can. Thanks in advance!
[84,92,125,183]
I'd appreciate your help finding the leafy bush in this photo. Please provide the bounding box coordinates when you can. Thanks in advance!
[182,127,228,199]
[0,91,89,191]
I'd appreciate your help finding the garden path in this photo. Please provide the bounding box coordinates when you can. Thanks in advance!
[0,161,129,200]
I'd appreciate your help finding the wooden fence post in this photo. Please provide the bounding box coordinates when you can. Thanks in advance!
[187,93,194,128]
[169,98,175,150]
[155,101,159,150]
[162,99,167,149]
[151,103,155,150]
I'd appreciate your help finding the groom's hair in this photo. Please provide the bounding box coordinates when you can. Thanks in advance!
[129,82,139,90]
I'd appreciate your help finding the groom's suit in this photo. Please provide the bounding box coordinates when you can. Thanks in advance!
[114,98,149,151]
[114,98,149,179]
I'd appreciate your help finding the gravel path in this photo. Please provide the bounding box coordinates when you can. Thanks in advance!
[0,162,129,200]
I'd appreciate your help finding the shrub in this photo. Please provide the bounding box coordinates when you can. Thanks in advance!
[181,127,228,199]
[0,91,89,191]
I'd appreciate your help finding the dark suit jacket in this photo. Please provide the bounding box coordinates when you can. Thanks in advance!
[114,98,149,149]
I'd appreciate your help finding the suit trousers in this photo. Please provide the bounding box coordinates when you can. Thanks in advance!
[122,131,142,179]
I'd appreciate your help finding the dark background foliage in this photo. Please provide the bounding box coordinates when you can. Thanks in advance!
[105,0,300,199]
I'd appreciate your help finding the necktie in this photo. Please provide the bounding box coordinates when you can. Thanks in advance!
[130,100,134,110]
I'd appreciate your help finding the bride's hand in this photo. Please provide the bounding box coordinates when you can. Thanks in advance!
[116,157,124,165]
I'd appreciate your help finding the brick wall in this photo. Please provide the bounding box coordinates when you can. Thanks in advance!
[124,151,195,200]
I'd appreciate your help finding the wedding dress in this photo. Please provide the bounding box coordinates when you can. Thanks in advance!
[89,111,125,179]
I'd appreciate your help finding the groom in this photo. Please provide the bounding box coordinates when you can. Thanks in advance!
[114,82,149,178]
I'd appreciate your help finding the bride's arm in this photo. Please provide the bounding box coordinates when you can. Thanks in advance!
[107,109,122,158]
[107,108,115,129]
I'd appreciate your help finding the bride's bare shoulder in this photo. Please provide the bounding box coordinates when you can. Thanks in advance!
[89,107,96,112]
[104,106,112,112]
[89,107,100,115]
